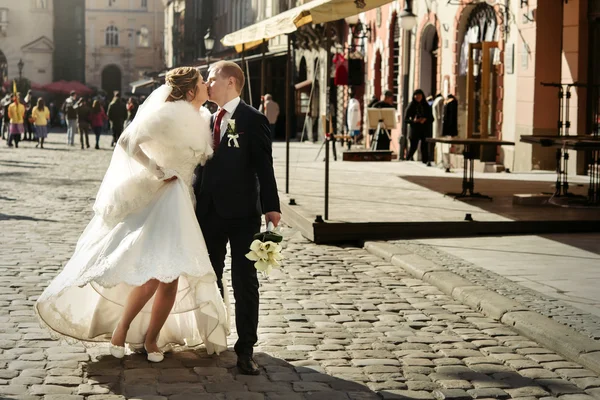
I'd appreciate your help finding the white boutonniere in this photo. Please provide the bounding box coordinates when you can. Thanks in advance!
[226,119,239,148]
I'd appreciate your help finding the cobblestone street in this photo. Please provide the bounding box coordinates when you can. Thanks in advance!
[2,134,600,400]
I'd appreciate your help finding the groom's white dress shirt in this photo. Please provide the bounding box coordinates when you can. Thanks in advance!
[215,96,241,141]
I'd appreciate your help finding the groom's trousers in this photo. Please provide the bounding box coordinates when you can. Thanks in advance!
[199,205,261,357]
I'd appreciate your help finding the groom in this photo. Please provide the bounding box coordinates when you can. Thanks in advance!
[193,61,281,375]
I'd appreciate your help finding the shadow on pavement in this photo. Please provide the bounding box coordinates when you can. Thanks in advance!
[0,213,58,222]
[85,351,381,399]
[401,175,600,222]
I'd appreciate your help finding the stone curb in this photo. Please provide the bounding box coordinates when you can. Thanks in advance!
[363,241,600,375]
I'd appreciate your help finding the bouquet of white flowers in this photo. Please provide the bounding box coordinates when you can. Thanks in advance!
[245,222,284,276]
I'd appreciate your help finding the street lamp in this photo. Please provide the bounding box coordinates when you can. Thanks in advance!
[17,58,24,79]
[400,0,418,31]
[204,27,215,64]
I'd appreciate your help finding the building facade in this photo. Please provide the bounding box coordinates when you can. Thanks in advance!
[54,0,86,83]
[85,0,165,96]
[360,0,599,173]
[0,0,55,89]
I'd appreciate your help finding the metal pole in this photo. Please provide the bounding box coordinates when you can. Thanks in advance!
[261,39,266,109]
[325,130,330,220]
[324,22,332,220]
[285,34,292,194]
[241,44,246,101]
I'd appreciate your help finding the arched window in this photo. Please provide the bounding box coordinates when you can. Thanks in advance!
[138,26,149,47]
[105,25,119,47]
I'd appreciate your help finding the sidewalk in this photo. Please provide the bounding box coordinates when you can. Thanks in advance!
[273,142,600,351]
[272,142,597,224]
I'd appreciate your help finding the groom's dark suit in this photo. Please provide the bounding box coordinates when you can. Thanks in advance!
[193,99,280,358]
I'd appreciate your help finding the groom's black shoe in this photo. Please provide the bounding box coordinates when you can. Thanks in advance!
[237,355,260,375]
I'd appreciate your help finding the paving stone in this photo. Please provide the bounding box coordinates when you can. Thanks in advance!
[519,368,561,379]
[0,385,29,395]
[535,379,585,395]
[44,376,83,385]
[432,389,472,400]
[504,387,550,398]
[292,382,333,392]
[205,381,247,392]
[379,390,434,399]
[264,393,304,400]
[29,385,75,395]
[303,392,350,400]
[169,394,219,400]
[224,393,265,400]
[572,377,600,390]
[467,388,509,398]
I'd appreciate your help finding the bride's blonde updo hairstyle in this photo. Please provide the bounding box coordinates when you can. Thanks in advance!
[165,67,199,102]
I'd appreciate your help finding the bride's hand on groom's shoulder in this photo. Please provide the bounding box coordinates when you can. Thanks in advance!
[164,176,178,182]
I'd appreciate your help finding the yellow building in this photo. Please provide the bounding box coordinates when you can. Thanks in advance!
[85,0,164,96]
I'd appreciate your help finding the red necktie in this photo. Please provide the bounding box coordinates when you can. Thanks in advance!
[213,108,227,150]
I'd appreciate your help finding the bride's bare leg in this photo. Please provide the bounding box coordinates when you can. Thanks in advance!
[144,278,179,353]
[111,279,160,347]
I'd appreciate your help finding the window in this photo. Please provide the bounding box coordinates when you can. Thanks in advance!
[105,25,119,47]
[35,0,47,8]
[108,0,116,6]
[138,26,149,47]
[141,0,147,7]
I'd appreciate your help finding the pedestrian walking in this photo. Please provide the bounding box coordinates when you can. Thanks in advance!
[1,94,12,140]
[347,90,362,146]
[90,100,107,150]
[32,98,50,149]
[405,89,434,164]
[7,93,25,148]
[62,91,78,146]
[24,90,35,141]
[258,94,279,141]
[107,92,127,146]
[76,98,92,149]
[125,97,139,129]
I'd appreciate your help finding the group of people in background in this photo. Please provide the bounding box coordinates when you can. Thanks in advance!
[0,89,140,150]
[356,88,458,169]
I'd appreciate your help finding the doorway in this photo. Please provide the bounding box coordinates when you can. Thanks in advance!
[101,64,122,96]
[419,25,439,98]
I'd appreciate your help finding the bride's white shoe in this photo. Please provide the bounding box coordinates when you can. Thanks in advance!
[109,329,125,359]
[144,344,164,363]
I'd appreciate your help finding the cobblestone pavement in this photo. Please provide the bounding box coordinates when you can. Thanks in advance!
[392,241,600,340]
[2,135,600,400]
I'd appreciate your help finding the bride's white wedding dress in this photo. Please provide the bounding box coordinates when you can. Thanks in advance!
[35,92,229,355]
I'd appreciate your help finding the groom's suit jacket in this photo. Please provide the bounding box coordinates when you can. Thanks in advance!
[193,100,280,219]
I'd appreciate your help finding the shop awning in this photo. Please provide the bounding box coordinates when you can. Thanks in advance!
[129,78,158,93]
[222,0,394,52]
[197,50,288,72]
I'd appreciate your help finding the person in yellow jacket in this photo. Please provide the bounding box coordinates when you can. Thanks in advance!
[7,93,25,148]
[32,98,50,149]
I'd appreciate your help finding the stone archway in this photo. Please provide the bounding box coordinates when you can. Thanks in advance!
[101,64,122,96]
[455,3,501,140]
[419,25,439,97]
[298,56,307,82]
[374,50,382,101]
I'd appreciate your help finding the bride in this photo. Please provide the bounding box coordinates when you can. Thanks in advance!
[35,67,229,363]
